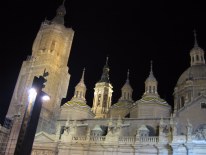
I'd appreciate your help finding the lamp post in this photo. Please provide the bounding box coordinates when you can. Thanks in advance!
[14,70,49,155]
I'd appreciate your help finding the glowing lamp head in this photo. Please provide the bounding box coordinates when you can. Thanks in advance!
[42,95,50,101]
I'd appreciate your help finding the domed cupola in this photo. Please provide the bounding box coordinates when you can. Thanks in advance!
[119,69,133,102]
[59,68,95,120]
[52,0,67,25]
[130,61,171,119]
[144,61,158,97]
[174,30,206,113]
[71,68,87,103]
[190,30,205,66]
[109,70,133,118]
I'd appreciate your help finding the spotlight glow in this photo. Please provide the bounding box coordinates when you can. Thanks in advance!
[42,95,50,101]
[28,88,37,102]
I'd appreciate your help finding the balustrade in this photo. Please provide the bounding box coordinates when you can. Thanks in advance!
[71,135,159,144]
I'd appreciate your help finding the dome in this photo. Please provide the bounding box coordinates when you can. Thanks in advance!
[177,65,206,85]
[66,101,90,109]
[111,101,133,108]
[190,46,205,54]
[60,101,95,120]
[122,83,132,90]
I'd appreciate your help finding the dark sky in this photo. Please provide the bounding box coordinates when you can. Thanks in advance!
[1,0,206,123]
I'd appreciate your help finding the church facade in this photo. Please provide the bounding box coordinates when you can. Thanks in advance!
[1,2,206,155]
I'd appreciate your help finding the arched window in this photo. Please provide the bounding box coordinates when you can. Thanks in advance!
[97,94,101,105]
[181,96,184,107]
[196,55,199,61]
[153,86,155,93]
[149,86,151,93]
[76,91,79,97]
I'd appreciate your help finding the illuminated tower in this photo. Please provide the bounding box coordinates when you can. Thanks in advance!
[5,2,74,153]
[92,57,113,118]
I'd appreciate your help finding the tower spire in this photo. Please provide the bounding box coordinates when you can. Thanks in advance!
[52,1,66,25]
[71,68,87,102]
[106,56,109,66]
[126,69,130,83]
[147,60,156,80]
[99,57,110,83]
[150,60,153,75]
[190,30,205,66]
[118,69,133,102]
[144,61,158,96]
[194,29,198,47]
[80,68,85,82]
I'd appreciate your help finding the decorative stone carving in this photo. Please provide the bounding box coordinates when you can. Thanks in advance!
[186,119,193,135]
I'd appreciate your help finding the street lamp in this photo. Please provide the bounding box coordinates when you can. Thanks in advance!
[14,70,49,155]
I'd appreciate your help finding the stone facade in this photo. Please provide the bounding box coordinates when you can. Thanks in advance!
[0,124,10,155]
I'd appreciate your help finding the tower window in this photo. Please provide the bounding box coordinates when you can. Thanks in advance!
[192,56,194,62]
[180,96,184,107]
[149,86,151,93]
[98,94,101,105]
[153,86,155,93]
[196,55,199,61]
[201,103,206,109]
[124,92,126,99]
[50,40,56,52]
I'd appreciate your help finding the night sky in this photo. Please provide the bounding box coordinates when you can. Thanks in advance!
[1,0,206,123]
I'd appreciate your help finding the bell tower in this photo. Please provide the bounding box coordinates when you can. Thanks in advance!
[92,57,113,118]
[6,1,74,136]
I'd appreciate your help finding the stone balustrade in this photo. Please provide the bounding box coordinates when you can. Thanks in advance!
[136,136,159,144]
[72,136,87,142]
[89,136,106,142]
[71,135,159,144]
[119,136,135,144]
[72,136,106,143]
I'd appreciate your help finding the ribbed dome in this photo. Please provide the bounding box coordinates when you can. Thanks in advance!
[122,83,132,90]
[177,65,206,85]
[66,101,91,109]
[76,82,86,88]
[190,46,205,54]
